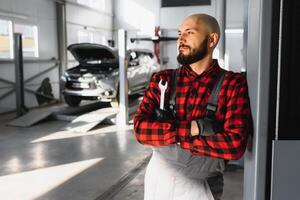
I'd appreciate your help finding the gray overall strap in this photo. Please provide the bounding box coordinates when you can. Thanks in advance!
[168,68,178,108]
[168,68,225,118]
[206,69,226,119]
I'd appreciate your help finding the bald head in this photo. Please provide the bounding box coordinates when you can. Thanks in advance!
[185,14,220,37]
[177,13,221,66]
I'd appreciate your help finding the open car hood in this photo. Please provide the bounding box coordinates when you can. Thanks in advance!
[67,43,117,64]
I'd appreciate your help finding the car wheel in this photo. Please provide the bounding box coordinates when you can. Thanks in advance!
[110,84,142,108]
[110,98,119,108]
[64,95,81,107]
[110,85,119,108]
[110,82,120,108]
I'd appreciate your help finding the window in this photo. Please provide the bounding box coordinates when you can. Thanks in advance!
[93,33,107,45]
[14,24,39,58]
[77,0,105,11]
[77,30,107,45]
[0,19,13,59]
[0,20,39,59]
[78,30,93,43]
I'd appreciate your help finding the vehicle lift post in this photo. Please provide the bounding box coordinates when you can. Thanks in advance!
[117,29,129,126]
[14,33,27,116]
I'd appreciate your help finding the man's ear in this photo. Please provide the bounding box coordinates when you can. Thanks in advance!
[208,33,219,48]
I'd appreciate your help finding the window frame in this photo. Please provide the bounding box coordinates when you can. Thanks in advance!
[13,23,39,58]
[0,19,39,60]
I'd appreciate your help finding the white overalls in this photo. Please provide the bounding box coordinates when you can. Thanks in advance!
[144,145,225,200]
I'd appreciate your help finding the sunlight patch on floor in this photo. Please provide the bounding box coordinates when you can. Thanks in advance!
[31,125,134,143]
[0,158,103,200]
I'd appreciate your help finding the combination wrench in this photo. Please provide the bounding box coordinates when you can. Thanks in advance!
[158,79,167,110]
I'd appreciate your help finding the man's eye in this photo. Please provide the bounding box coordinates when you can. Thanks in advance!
[188,31,193,34]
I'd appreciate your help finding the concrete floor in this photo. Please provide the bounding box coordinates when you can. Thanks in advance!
[0,105,243,200]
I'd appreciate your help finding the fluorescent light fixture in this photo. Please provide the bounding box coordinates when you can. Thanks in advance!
[225,29,244,34]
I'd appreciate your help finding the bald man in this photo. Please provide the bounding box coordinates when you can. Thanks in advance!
[134,14,252,200]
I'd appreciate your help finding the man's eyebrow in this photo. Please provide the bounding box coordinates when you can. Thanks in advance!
[178,28,197,33]
[186,28,197,31]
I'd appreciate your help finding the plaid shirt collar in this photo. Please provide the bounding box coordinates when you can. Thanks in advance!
[182,59,221,81]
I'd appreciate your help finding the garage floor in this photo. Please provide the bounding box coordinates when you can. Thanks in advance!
[0,106,243,200]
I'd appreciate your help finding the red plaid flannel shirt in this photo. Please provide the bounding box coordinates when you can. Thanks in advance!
[134,60,251,160]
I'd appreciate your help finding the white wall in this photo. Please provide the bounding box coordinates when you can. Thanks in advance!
[113,0,160,57]
[66,0,113,69]
[226,0,244,28]
[225,0,244,72]
[0,0,58,113]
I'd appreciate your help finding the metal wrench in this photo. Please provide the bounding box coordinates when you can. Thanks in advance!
[158,79,168,110]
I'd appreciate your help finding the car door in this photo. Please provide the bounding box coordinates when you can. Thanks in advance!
[137,52,151,85]
[144,52,159,83]
[127,51,148,93]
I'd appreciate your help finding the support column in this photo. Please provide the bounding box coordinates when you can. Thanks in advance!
[14,33,27,116]
[56,1,67,101]
[243,0,273,199]
[117,29,128,126]
[216,0,226,68]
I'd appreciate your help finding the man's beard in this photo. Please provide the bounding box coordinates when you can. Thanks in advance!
[177,36,208,66]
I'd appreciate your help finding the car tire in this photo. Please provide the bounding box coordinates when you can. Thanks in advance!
[110,84,119,108]
[110,84,143,108]
[64,95,81,107]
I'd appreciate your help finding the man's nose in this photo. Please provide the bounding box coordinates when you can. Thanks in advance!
[178,33,186,43]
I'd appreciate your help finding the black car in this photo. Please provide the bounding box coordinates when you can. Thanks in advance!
[60,43,160,106]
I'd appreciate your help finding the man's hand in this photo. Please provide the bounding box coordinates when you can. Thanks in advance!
[194,118,223,136]
[190,120,200,136]
[153,108,175,122]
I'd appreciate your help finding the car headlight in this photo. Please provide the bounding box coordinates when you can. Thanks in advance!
[111,71,119,77]
[60,72,68,82]
[60,76,67,82]
[63,72,72,81]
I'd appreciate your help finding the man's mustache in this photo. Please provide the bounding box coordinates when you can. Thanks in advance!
[178,44,191,49]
